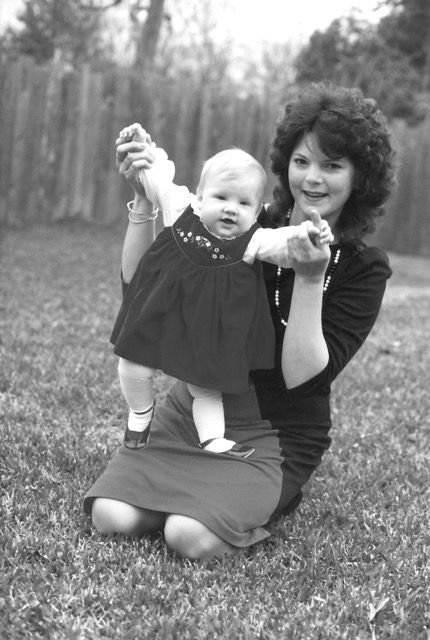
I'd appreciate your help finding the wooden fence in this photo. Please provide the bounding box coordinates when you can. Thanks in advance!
[1,56,430,256]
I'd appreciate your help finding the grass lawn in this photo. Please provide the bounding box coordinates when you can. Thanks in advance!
[1,223,429,639]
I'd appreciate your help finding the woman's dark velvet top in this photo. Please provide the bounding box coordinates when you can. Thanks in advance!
[250,207,392,444]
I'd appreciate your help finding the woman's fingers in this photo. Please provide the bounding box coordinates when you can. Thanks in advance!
[114,123,157,198]
[287,221,331,280]
[116,144,155,172]
[319,222,334,244]
[295,220,321,248]
[306,210,334,245]
[115,123,154,167]
[116,149,155,197]
[309,208,322,229]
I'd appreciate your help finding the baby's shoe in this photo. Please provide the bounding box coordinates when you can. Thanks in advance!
[200,437,254,459]
[123,405,154,450]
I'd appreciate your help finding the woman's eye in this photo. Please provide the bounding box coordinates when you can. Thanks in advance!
[293,157,307,165]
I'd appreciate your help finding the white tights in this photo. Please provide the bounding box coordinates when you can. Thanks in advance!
[117,358,235,451]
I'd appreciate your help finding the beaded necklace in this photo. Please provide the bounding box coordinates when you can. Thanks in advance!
[274,210,341,327]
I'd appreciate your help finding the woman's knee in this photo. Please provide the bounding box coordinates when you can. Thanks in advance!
[92,498,164,537]
[164,514,234,560]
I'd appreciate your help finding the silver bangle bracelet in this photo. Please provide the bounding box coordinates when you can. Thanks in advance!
[127,200,158,224]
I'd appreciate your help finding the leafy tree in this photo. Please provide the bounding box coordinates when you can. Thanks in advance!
[378,0,430,73]
[4,0,105,65]
[295,18,356,86]
[134,0,166,71]
[295,9,426,121]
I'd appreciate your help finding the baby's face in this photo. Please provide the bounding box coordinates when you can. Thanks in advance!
[198,170,262,239]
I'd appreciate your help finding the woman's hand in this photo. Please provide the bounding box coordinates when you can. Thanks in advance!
[115,125,156,197]
[289,210,331,282]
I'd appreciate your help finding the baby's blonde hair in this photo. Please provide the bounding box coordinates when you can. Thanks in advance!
[197,149,267,202]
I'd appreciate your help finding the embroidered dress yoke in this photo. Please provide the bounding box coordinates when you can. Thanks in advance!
[110,206,275,393]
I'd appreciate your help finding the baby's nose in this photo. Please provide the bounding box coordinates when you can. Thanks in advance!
[224,201,238,213]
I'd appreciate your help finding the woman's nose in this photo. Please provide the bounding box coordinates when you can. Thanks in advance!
[304,164,323,184]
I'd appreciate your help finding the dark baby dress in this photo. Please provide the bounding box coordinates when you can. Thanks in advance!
[84,208,392,547]
[110,205,275,393]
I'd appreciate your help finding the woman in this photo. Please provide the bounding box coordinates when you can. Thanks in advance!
[84,83,396,559]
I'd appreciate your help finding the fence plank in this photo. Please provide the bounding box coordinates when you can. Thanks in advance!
[0,56,19,224]
[53,71,79,221]
[26,65,52,222]
[96,72,132,225]
[5,58,28,222]
[70,65,92,219]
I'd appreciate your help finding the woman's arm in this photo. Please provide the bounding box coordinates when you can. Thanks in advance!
[121,194,157,283]
[279,220,331,389]
[282,245,391,392]
[282,276,328,388]
[116,130,191,282]
[115,131,157,283]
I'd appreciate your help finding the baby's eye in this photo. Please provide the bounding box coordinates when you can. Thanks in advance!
[240,200,250,206]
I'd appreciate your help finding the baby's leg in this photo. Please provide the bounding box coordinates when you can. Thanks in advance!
[187,384,254,458]
[118,358,155,448]
[187,384,226,447]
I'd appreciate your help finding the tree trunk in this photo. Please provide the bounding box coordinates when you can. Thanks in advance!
[135,0,165,73]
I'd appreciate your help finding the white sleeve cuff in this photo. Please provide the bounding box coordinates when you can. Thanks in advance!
[242,227,294,267]
[139,148,191,226]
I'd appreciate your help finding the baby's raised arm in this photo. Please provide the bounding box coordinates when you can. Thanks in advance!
[243,210,334,267]
[119,123,190,226]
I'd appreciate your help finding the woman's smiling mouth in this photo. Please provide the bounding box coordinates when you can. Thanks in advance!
[302,190,327,199]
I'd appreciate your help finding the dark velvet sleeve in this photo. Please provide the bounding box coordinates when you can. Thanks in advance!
[289,245,392,396]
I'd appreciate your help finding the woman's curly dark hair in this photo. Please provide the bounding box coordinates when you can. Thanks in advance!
[269,83,397,239]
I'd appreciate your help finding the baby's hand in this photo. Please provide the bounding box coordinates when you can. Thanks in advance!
[115,123,157,195]
[117,123,153,147]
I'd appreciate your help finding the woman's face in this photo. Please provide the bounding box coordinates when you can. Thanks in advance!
[288,132,355,229]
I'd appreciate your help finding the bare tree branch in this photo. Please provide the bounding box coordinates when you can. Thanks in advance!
[79,0,123,11]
